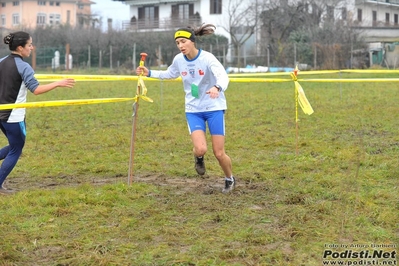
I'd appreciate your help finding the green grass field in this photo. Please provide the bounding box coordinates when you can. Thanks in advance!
[0,71,398,265]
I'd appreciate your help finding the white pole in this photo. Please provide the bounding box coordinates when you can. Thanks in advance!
[99,50,102,68]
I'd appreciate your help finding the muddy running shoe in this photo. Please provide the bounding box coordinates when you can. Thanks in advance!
[0,186,15,195]
[222,176,235,193]
[194,156,206,175]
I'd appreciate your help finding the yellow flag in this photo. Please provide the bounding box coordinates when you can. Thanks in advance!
[295,81,314,115]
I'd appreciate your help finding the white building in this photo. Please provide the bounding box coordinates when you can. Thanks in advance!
[118,0,257,63]
[328,0,399,66]
[118,0,399,67]
[120,0,230,36]
[326,0,399,42]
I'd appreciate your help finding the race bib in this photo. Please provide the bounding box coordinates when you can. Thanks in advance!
[191,84,199,98]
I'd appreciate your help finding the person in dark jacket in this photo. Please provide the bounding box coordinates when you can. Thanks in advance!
[0,31,75,194]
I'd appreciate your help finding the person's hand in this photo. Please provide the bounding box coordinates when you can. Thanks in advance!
[206,86,219,99]
[60,78,75,88]
[135,66,148,76]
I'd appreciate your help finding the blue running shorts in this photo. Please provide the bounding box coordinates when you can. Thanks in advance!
[185,110,225,136]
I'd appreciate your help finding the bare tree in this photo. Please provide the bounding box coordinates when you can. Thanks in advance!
[259,0,362,69]
[305,0,366,69]
[219,0,260,67]
[260,0,316,67]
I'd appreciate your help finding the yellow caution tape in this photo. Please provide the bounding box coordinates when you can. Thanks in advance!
[132,95,153,103]
[229,78,291,83]
[300,78,399,82]
[0,98,135,110]
[21,70,399,114]
[290,71,313,115]
[227,70,341,77]
[230,77,399,83]
[35,74,139,81]
[134,74,153,103]
[295,81,314,115]
[35,70,399,82]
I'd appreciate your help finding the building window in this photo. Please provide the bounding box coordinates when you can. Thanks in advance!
[210,0,222,14]
[12,14,19,25]
[1,3,5,7]
[37,13,46,25]
[138,6,159,28]
[78,4,83,9]
[394,14,398,25]
[171,3,194,24]
[49,13,61,25]
[372,10,377,26]
[13,1,19,6]
[56,2,60,6]
[1,14,5,26]
[38,1,46,5]
[144,6,155,21]
[67,10,70,24]
[178,4,189,19]
[386,13,390,25]
[50,1,54,5]
[357,9,362,22]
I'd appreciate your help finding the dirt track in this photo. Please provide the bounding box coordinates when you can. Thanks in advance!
[5,173,263,195]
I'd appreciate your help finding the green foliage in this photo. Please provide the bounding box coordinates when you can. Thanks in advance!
[0,72,398,265]
[288,29,313,66]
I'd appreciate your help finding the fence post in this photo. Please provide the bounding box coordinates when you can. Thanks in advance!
[32,46,36,70]
[65,43,70,71]
[110,45,113,70]
[88,45,91,68]
[99,50,102,68]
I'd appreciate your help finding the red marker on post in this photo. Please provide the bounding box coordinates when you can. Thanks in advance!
[294,64,299,76]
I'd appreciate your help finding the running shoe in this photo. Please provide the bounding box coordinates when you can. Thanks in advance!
[194,156,206,175]
[222,176,235,193]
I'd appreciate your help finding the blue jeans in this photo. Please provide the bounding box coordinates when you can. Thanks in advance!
[0,121,26,187]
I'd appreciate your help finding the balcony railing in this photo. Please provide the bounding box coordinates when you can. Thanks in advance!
[362,0,399,5]
[122,18,202,31]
